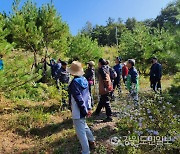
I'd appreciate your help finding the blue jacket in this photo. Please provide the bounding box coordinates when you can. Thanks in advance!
[128,67,138,84]
[0,60,3,70]
[68,76,91,119]
[113,64,122,80]
[55,63,62,78]
[150,63,162,80]
[47,62,56,77]
[58,67,70,84]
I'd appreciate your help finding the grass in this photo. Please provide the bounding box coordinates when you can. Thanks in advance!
[0,75,179,154]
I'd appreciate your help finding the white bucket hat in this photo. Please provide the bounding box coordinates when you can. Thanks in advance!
[67,61,84,76]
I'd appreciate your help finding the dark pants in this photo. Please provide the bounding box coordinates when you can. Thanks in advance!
[113,78,121,92]
[95,94,112,117]
[151,79,161,92]
[122,76,127,84]
[89,84,94,108]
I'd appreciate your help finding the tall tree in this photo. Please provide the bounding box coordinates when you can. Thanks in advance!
[125,17,137,31]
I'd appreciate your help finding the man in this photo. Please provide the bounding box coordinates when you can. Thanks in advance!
[113,57,122,94]
[126,59,139,109]
[150,57,162,93]
[68,61,95,154]
[47,59,56,79]
[122,62,129,84]
[0,54,3,70]
[58,61,70,84]
[55,59,62,89]
[94,58,113,122]
[58,61,70,107]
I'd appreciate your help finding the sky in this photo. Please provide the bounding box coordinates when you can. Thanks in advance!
[0,0,173,35]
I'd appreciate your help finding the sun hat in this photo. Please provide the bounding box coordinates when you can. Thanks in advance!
[67,61,84,76]
[87,61,95,66]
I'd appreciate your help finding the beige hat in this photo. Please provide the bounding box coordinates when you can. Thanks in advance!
[87,61,95,66]
[67,61,84,76]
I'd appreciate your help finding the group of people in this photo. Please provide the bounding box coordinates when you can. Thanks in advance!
[0,53,162,154]
[66,56,162,154]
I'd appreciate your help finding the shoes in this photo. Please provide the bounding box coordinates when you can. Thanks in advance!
[89,141,96,150]
[103,117,113,122]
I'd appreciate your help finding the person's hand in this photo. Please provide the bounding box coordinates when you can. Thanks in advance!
[87,110,92,117]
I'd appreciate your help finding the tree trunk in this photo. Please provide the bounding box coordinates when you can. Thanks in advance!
[34,50,38,68]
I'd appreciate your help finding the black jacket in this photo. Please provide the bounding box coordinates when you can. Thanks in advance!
[84,68,95,82]
[128,67,138,84]
[58,67,70,84]
[150,63,162,80]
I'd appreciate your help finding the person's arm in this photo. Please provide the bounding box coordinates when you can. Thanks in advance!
[157,64,162,80]
[70,81,87,117]
[47,62,51,66]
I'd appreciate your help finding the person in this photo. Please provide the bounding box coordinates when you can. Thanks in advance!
[47,59,56,79]
[37,58,47,83]
[68,61,95,154]
[84,61,95,107]
[122,62,129,84]
[150,57,162,93]
[58,61,70,84]
[84,61,95,95]
[94,58,113,122]
[54,59,62,89]
[106,60,117,101]
[0,54,4,70]
[113,57,122,94]
[58,61,70,107]
[126,59,139,109]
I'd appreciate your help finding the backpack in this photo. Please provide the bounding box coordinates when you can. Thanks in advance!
[109,67,117,80]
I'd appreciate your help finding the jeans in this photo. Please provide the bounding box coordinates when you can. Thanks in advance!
[73,118,95,154]
[95,94,112,117]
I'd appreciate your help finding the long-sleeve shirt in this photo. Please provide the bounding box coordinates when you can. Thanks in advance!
[150,63,162,80]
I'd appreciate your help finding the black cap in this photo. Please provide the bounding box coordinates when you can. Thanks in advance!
[99,58,106,65]
[152,56,158,60]
[116,57,122,63]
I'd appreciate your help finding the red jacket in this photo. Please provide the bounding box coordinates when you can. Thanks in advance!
[122,65,128,77]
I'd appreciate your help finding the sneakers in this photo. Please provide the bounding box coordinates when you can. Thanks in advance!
[103,117,113,122]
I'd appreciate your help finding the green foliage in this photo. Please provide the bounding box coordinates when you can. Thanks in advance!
[119,23,177,74]
[68,34,103,63]
[9,108,50,130]
[0,14,13,55]
[37,4,70,57]
[153,1,180,28]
